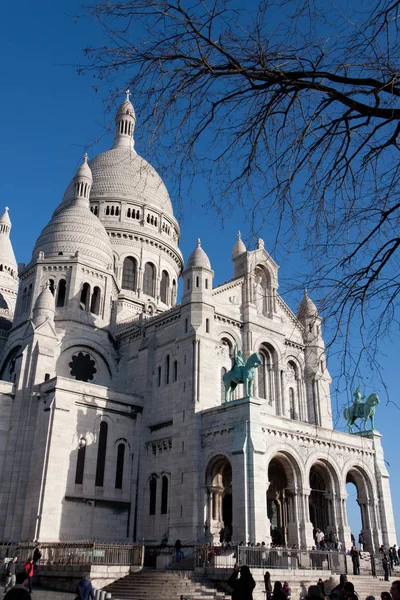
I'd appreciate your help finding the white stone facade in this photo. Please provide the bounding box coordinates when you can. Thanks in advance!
[0,97,395,550]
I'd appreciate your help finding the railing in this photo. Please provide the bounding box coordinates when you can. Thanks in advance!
[0,541,144,567]
[196,545,347,572]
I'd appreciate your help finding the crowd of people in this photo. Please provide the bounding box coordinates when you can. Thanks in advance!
[226,566,400,600]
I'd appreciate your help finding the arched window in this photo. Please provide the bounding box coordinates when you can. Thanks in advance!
[75,441,86,485]
[172,280,177,304]
[56,279,66,307]
[90,286,101,315]
[149,476,157,515]
[173,360,178,382]
[48,279,55,295]
[106,206,110,216]
[160,270,169,304]
[196,276,199,288]
[95,421,108,487]
[206,318,210,333]
[161,475,169,514]
[221,337,233,358]
[143,263,155,296]
[221,368,227,403]
[115,443,125,489]
[80,283,90,311]
[289,388,295,420]
[127,208,131,218]
[165,355,170,384]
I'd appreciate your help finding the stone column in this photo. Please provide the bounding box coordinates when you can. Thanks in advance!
[300,487,314,548]
[338,493,352,549]
[286,489,301,547]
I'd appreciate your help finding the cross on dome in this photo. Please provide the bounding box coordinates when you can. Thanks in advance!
[83,153,88,163]
[125,88,131,101]
[5,207,9,212]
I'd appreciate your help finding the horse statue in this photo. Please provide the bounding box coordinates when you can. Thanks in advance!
[222,352,262,402]
[343,388,380,433]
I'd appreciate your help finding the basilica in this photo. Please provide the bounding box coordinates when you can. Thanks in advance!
[0,93,395,550]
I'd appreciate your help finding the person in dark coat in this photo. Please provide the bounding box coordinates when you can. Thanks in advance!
[32,545,42,566]
[350,546,360,575]
[264,571,272,600]
[4,572,31,600]
[76,575,95,600]
[272,581,287,600]
[174,539,184,562]
[382,553,390,582]
[227,565,255,600]
[317,578,326,597]
[4,557,18,593]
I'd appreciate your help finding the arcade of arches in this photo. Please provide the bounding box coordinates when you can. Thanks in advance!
[204,453,380,549]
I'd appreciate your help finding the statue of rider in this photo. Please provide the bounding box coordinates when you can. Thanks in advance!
[232,346,245,377]
[353,386,365,417]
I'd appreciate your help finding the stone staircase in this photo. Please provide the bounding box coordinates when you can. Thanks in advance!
[328,574,396,600]
[104,569,231,600]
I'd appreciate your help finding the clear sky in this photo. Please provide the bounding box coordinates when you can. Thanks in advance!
[1,0,398,542]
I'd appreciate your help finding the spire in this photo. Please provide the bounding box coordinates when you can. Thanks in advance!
[232,230,247,259]
[72,154,93,206]
[297,288,318,319]
[112,90,136,149]
[0,207,17,275]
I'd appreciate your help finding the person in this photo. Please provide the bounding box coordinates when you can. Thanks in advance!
[283,582,292,600]
[350,546,360,575]
[381,593,391,600]
[382,553,390,581]
[330,574,347,599]
[307,585,324,599]
[272,581,287,600]
[227,564,255,600]
[4,572,31,600]
[351,533,356,546]
[390,581,400,600]
[24,559,34,594]
[4,557,18,594]
[76,574,95,600]
[343,582,359,600]
[317,578,326,597]
[232,347,245,372]
[264,572,272,600]
[393,545,399,566]
[174,539,184,562]
[358,533,364,553]
[32,545,41,566]
[315,530,324,549]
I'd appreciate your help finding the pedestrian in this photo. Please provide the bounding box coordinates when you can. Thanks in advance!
[393,545,399,566]
[382,553,390,582]
[32,544,41,566]
[283,582,292,600]
[4,572,31,600]
[391,581,400,600]
[350,546,360,575]
[76,574,95,600]
[343,582,359,600]
[272,581,287,600]
[317,578,326,597]
[227,564,255,600]
[358,533,364,553]
[174,539,184,562]
[264,571,272,600]
[330,574,347,599]
[24,558,34,594]
[307,585,324,600]
[381,593,391,600]
[4,557,18,593]
[316,530,325,550]
[351,533,356,546]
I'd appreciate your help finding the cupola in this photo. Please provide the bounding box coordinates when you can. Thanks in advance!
[297,289,318,320]
[182,239,214,304]
[186,239,211,270]
[112,89,136,149]
[32,284,55,327]
[232,231,247,260]
[72,153,92,203]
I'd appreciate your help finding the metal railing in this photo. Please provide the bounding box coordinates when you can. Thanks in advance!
[196,545,347,572]
[0,541,143,566]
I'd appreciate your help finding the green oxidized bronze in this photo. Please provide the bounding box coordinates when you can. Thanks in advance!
[343,386,380,433]
[222,346,261,402]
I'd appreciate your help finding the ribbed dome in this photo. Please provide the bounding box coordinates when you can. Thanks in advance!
[297,290,318,319]
[32,203,113,268]
[232,231,246,259]
[60,147,173,217]
[186,239,211,270]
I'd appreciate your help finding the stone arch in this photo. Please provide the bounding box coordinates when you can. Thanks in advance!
[205,455,233,544]
[286,358,302,420]
[56,344,112,386]
[257,342,279,408]
[344,462,377,552]
[0,344,22,383]
[254,264,273,315]
[308,458,341,536]
[267,450,303,546]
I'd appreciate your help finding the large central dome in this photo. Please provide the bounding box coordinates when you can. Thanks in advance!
[87,146,173,216]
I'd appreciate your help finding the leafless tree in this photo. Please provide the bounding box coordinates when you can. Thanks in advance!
[80,0,400,394]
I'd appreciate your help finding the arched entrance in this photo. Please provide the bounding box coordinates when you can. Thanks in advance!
[205,456,232,544]
[309,460,339,538]
[345,466,377,552]
[267,453,301,547]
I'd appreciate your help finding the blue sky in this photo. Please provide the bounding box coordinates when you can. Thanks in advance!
[1,0,398,541]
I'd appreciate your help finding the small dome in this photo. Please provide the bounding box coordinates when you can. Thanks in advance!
[186,239,211,270]
[232,231,246,259]
[32,285,55,327]
[0,207,17,274]
[74,153,92,181]
[297,290,318,319]
[0,207,11,227]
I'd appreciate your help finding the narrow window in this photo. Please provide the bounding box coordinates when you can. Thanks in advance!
[161,476,168,514]
[289,388,295,420]
[158,366,161,387]
[106,206,110,216]
[166,355,170,384]
[196,276,199,288]
[143,263,155,296]
[80,283,90,311]
[185,319,188,333]
[206,318,210,333]
[115,443,125,489]
[90,286,101,315]
[309,323,312,333]
[127,208,131,218]
[172,280,177,304]
[122,257,137,291]
[75,443,86,485]
[221,368,227,403]
[44,373,50,381]
[160,270,169,304]
[187,278,190,290]
[56,279,67,307]
[48,279,55,295]
[149,477,157,515]
[173,360,178,382]
[205,279,208,289]
[95,421,108,487]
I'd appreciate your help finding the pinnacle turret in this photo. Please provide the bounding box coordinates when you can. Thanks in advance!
[112,89,136,149]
